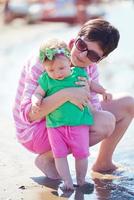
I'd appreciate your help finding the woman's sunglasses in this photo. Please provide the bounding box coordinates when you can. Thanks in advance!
[75,37,102,62]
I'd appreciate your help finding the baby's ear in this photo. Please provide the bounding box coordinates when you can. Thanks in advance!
[68,39,75,50]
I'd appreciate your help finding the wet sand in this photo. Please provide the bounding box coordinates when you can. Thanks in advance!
[0,1,134,199]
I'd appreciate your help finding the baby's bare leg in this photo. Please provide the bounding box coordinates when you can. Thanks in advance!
[55,157,74,190]
[75,158,88,185]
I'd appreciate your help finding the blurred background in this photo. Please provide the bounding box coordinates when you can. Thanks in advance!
[0,0,134,199]
[1,0,110,24]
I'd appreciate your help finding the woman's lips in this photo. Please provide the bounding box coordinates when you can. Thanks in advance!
[76,56,84,63]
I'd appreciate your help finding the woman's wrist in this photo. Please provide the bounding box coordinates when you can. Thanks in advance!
[63,87,75,101]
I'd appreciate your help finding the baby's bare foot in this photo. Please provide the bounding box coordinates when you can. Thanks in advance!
[59,182,74,191]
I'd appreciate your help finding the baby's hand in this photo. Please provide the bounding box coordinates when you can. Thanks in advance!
[103,92,112,102]
[31,94,43,113]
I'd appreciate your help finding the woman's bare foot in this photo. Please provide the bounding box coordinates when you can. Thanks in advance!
[35,152,60,179]
[92,161,118,173]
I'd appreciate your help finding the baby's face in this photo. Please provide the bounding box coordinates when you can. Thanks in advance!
[44,55,71,80]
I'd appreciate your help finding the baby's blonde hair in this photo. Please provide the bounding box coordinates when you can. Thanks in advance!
[40,38,68,52]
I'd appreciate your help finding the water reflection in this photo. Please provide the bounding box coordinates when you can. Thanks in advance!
[93,178,134,200]
[29,170,134,200]
[31,176,95,200]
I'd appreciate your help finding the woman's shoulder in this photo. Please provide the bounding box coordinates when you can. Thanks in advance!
[24,53,44,75]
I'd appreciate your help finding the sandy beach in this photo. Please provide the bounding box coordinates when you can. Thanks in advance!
[0,1,134,199]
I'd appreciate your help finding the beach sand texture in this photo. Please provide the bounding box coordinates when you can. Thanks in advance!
[0,1,134,199]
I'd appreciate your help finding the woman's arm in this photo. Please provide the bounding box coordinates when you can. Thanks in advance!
[90,80,112,102]
[87,64,102,110]
[29,86,90,122]
[90,80,106,95]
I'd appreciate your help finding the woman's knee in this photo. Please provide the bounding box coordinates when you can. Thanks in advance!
[103,112,116,137]
[35,151,54,167]
[124,96,134,117]
[96,112,116,138]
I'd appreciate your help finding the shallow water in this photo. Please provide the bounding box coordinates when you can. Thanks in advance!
[0,1,134,199]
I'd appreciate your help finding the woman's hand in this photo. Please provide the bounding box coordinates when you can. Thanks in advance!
[66,86,91,110]
[72,76,91,109]
[103,91,112,102]
[75,76,90,91]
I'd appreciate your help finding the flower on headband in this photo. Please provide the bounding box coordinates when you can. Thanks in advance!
[45,48,57,60]
[39,50,46,63]
[39,48,70,63]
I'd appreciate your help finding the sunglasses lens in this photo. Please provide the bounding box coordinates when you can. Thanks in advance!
[87,51,101,62]
[75,38,101,62]
[76,39,87,51]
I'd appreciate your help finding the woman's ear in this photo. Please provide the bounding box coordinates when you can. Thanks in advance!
[68,39,75,51]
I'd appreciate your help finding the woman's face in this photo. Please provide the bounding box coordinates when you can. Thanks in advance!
[70,37,104,67]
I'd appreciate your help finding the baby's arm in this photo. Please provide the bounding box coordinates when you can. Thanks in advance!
[31,85,46,113]
[90,80,112,102]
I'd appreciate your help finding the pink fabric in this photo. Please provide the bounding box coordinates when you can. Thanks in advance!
[47,125,90,158]
[13,55,101,147]
[86,64,102,111]
[22,120,51,154]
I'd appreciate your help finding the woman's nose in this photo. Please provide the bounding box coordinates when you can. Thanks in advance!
[79,51,87,58]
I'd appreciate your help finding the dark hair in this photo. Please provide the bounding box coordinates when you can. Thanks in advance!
[78,18,120,56]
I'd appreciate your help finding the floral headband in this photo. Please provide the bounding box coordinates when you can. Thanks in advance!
[39,48,70,63]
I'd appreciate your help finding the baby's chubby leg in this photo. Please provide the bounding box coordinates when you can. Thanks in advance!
[47,127,74,190]
[55,157,74,190]
[75,158,88,186]
[71,125,90,185]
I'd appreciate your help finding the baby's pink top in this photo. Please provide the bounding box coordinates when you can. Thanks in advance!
[13,55,101,143]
